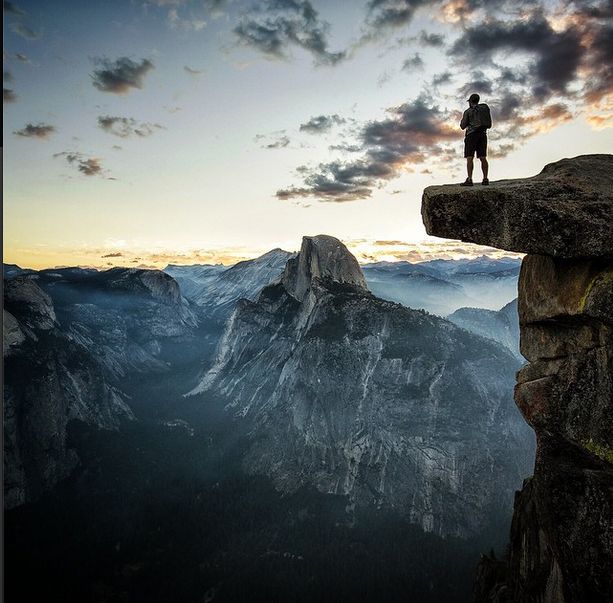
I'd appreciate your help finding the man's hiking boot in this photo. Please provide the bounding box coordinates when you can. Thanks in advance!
[482,178,489,185]
[460,178,473,186]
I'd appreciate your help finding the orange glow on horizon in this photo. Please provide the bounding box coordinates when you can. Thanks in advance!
[4,238,523,272]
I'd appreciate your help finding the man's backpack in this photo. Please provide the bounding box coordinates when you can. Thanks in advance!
[475,103,492,130]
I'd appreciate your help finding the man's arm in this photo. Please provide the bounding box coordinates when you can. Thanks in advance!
[460,109,469,130]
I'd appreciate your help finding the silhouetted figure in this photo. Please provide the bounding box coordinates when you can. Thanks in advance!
[460,93,491,186]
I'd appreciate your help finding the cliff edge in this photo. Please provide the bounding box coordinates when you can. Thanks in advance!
[422,154,613,602]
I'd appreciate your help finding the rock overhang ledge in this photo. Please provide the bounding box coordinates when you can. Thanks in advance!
[421,154,613,259]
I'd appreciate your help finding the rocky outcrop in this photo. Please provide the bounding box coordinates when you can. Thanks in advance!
[281,235,366,301]
[422,154,613,601]
[3,278,134,509]
[192,235,533,538]
[422,154,613,258]
[28,267,199,378]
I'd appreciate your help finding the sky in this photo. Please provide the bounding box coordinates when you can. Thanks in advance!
[3,0,612,269]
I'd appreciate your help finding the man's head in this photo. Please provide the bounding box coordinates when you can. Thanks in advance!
[468,93,480,106]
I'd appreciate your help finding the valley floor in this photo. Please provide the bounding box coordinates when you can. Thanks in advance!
[5,366,509,603]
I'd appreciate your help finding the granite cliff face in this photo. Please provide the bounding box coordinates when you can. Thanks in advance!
[422,154,613,601]
[3,277,134,508]
[29,267,198,378]
[192,235,533,538]
[3,267,203,509]
[448,299,521,361]
[165,249,293,319]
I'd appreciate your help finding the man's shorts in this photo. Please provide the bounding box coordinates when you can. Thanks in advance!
[464,131,487,158]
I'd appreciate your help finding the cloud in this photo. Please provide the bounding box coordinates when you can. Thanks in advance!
[419,30,445,47]
[90,57,154,94]
[582,22,613,104]
[299,114,345,133]
[4,1,25,15]
[3,88,17,103]
[97,115,164,138]
[233,0,346,66]
[9,22,39,40]
[373,240,408,246]
[14,52,30,62]
[255,132,290,149]
[586,113,613,129]
[184,65,204,75]
[458,71,493,96]
[364,0,432,32]
[344,237,524,264]
[431,71,452,86]
[449,15,583,98]
[14,123,55,139]
[4,70,14,82]
[402,53,424,71]
[54,152,106,177]
[101,252,123,258]
[277,95,457,202]
[168,8,206,31]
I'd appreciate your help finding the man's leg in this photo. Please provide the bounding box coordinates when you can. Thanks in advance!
[479,157,488,179]
[466,157,474,180]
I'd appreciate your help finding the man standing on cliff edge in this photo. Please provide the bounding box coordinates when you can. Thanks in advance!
[460,93,491,186]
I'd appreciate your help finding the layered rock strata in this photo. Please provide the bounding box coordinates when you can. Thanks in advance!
[422,154,613,601]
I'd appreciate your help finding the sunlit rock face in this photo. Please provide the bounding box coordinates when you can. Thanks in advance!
[193,235,532,538]
[423,154,613,602]
[3,277,134,509]
[165,249,293,319]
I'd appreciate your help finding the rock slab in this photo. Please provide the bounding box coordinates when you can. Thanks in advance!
[422,154,613,259]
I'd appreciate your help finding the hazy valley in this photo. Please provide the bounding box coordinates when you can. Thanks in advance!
[4,238,531,602]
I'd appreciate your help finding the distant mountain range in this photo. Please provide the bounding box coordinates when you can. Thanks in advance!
[162,252,520,319]
[362,256,520,316]
[3,250,526,522]
[165,249,293,320]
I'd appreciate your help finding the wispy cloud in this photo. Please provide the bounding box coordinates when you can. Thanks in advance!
[344,237,524,264]
[234,0,346,66]
[97,115,164,138]
[3,1,26,15]
[168,7,206,31]
[255,132,291,149]
[54,152,107,177]
[278,95,457,202]
[184,65,204,75]
[299,114,345,133]
[402,53,424,72]
[9,22,39,40]
[14,122,55,139]
[90,57,154,94]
